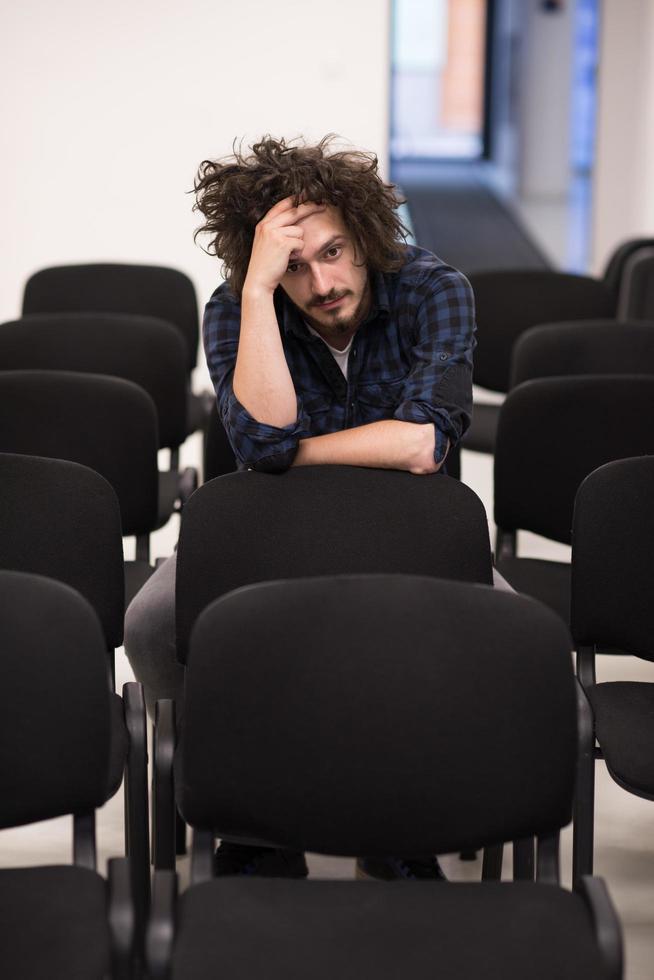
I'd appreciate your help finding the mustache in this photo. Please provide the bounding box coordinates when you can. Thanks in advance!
[310,290,350,307]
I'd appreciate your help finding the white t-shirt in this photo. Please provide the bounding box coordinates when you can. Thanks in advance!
[305,323,354,378]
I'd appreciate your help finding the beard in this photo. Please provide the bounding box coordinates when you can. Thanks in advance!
[302,280,372,347]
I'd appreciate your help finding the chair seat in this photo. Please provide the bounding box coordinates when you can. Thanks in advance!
[106,692,128,800]
[171,878,610,980]
[495,557,571,625]
[461,402,500,454]
[588,681,654,799]
[0,865,110,979]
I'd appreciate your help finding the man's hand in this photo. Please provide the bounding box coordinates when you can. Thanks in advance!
[293,420,447,474]
[233,196,324,427]
[243,197,325,297]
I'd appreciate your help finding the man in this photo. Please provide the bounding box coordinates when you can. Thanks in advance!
[197,135,473,476]
[125,134,475,881]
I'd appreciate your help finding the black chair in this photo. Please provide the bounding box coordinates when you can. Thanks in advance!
[150,465,493,867]
[202,401,237,483]
[0,313,197,508]
[602,237,654,310]
[147,575,622,980]
[0,452,150,955]
[0,369,163,587]
[0,569,134,979]
[571,457,654,886]
[174,465,494,667]
[510,319,654,387]
[22,261,212,441]
[463,270,616,454]
[619,251,654,320]
[494,376,654,625]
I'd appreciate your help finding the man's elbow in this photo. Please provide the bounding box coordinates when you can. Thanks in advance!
[248,446,298,474]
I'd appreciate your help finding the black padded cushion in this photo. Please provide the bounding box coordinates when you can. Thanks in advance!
[468,270,615,392]
[0,572,111,828]
[0,453,125,648]
[460,401,499,454]
[0,866,110,979]
[571,456,654,656]
[495,557,571,626]
[176,466,493,661]
[494,376,654,543]
[587,682,654,798]
[0,370,159,536]
[172,878,610,980]
[511,319,654,387]
[180,576,576,854]
[23,262,199,374]
[0,314,188,449]
[624,254,654,320]
[602,237,654,295]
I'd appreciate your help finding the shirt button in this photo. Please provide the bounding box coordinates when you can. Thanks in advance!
[352,348,357,357]
[350,402,355,410]
[439,352,448,361]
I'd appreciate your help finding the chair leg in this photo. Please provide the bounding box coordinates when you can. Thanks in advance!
[481,843,503,880]
[152,699,177,871]
[573,679,596,888]
[123,681,151,961]
[175,809,187,856]
[512,837,535,881]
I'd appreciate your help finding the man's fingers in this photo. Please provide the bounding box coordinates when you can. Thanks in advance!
[263,196,297,219]
[261,199,325,227]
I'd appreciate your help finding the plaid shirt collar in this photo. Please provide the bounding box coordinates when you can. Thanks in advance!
[275,269,390,341]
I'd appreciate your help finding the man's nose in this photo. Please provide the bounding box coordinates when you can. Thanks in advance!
[310,264,332,296]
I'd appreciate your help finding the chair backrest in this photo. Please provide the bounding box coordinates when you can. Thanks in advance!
[621,253,654,321]
[180,575,576,856]
[571,456,654,661]
[0,453,125,649]
[0,370,159,537]
[602,237,654,297]
[510,319,654,387]
[0,570,110,830]
[203,402,237,482]
[467,270,616,392]
[22,262,199,374]
[494,376,654,544]
[0,314,188,449]
[176,466,493,662]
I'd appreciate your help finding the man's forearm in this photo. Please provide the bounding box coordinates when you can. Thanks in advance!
[233,286,298,427]
[293,420,444,474]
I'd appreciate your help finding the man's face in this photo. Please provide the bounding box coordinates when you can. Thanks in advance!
[279,205,370,348]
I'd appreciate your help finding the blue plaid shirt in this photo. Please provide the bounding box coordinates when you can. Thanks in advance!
[203,245,475,473]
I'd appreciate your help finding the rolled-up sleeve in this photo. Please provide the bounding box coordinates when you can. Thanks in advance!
[202,285,309,473]
[393,269,476,463]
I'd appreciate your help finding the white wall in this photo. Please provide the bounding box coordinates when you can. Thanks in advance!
[591,0,654,272]
[518,1,574,199]
[0,0,391,341]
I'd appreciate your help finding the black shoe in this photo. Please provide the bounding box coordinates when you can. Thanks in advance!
[355,855,447,881]
[214,841,309,878]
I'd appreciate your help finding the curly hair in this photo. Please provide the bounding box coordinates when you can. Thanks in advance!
[193,135,409,297]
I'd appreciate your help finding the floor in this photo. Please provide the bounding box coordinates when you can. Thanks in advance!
[3,200,652,976]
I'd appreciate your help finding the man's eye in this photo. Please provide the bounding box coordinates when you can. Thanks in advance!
[326,246,342,258]
[287,262,301,274]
